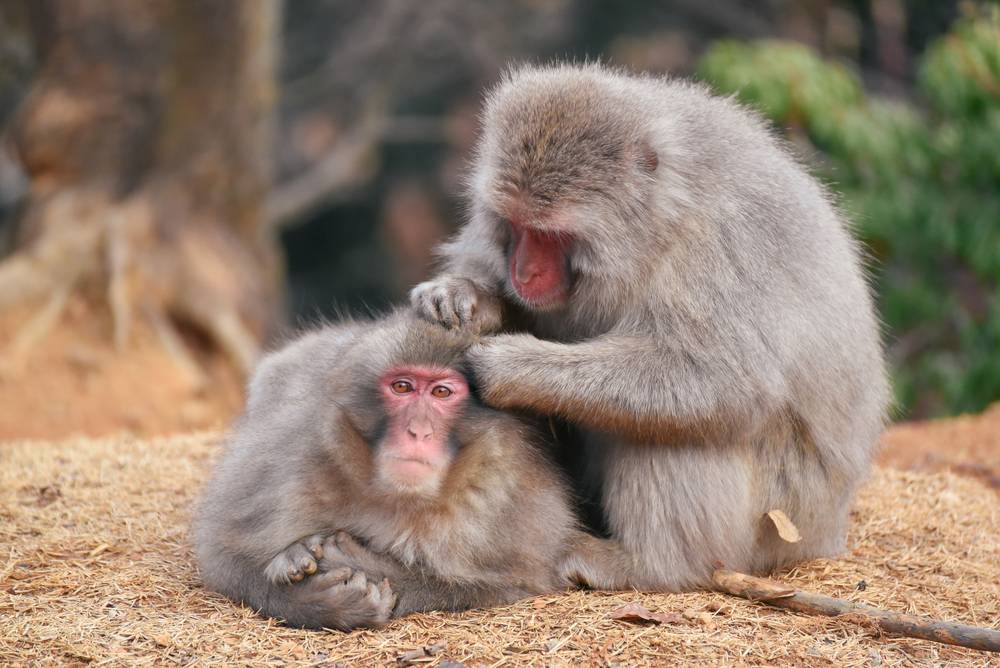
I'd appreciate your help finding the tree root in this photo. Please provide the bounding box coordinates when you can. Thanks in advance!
[1,284,72,376]
[0,192,264,381]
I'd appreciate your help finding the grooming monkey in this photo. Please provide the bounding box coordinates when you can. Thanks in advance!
[411,63,890,590]
[194,313,589,630]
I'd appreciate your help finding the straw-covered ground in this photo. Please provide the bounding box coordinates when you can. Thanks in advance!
[1,432,998,667]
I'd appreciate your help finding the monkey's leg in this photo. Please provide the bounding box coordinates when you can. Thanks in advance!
[558,532,636,590]
[599,439,755,591]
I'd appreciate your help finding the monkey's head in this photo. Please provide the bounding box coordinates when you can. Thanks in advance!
[471,64,666,312]
[335,314,509,499]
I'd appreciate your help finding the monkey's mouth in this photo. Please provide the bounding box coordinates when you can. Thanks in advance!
[386,456,437,482]
[508,225,572,310]
[511,281,570,311]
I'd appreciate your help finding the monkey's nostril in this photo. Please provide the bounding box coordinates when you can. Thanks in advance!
[407,424,434,440]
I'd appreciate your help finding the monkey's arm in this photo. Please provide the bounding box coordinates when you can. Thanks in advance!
[325,532,546,616]
[469,333,784,441]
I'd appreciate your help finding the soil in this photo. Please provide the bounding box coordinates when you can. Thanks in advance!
[0,296,243,440]
[1,433,997,666]
[878,403,1000,490]
[0,301,997,492]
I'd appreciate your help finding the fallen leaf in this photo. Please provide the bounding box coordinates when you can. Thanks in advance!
[532,597,549,609]
[766,509,802,543]
[610,603,683,625]
[683,609,716,627]
[703,601,733,614]
[279,641,306,660]
[152,634,172,647]
[396,640,447,665]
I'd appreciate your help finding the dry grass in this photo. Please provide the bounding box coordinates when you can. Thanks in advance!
[1,433,998,667]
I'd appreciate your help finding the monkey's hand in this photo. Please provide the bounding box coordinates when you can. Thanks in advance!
[410,275,502,334]
[465,334,533,409]
[318,531,407,583]
[265,534,327,584]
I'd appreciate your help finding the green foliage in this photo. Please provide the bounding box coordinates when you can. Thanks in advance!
[697,10,1000,418]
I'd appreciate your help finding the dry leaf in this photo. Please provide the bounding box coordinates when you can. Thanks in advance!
[610,603,683,625]
[532,597,549,609]
[683,610,716,627]
[703,601,733,614]
[279,641,306,660]
[152,634,171,647]
[766,509,802,543]
[396,640,447,665]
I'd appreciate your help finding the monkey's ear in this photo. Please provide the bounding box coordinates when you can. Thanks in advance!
[637,141,659,173]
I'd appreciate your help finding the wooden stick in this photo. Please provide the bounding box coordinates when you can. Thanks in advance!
[712,569,1000,653]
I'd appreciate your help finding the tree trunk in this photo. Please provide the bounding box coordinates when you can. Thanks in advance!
[0,0,283,438]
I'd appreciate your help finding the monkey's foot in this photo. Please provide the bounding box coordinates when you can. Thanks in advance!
[300,568,397,630]
[265,534,327,585]
[410,275,502,334]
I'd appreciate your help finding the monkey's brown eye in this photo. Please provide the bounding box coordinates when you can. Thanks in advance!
[391,380,413,394]
[431,385,452,399]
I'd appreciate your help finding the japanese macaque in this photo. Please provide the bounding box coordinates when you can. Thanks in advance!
[194,313,590,630]
[411,63,890,590]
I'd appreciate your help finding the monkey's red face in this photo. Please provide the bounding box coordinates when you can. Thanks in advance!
[507,218,572,310]
[375,365,470,496]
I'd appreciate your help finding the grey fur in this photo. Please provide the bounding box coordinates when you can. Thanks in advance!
[411,63,890,590]
[194,312,582,630]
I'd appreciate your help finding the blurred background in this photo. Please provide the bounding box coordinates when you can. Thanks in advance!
[0,0,996,440]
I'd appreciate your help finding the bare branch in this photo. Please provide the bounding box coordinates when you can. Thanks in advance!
[266,120,381,229]
[713,569,1000,654]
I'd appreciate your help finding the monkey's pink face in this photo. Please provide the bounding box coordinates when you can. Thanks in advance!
[375,365,470,496]
[506,218,572,310]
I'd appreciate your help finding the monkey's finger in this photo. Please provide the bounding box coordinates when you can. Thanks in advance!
[454,295,476,329]
[334,530,363,551]
[326,567,352,583]
[422,288,444,323]
[285,543,318,578]
[378,577,393,600]
[409,282,433,313]
[310,567,352,588]
[431,290,456,328]
[412,285,441,323]
[304,534,325,560]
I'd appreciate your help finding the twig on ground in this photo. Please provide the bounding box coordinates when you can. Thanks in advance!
[712,569,1000,653]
